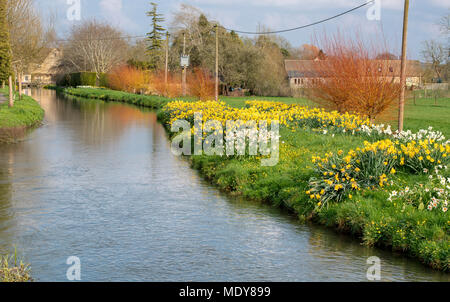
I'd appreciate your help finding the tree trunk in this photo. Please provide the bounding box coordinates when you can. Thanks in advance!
[8,76,14,107]
[18,72,22,100]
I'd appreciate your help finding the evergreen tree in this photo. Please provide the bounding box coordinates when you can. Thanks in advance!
[146,2,166,69]
[0,0,12,83]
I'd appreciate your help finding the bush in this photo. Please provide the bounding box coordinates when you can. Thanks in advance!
[70,72,97,87]
[308,31,401,121]
[57,72,97,87]
[97,73,108,87]
[108,66,149,93]
[187,68,215,101]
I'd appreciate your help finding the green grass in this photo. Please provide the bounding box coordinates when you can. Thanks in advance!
[0,88,44,130]
[220,96,313,108]
[62,87,171,109]
[398,97,450,138]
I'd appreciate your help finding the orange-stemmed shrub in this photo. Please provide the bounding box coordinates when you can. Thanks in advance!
[308,32,402,122]
[187,68,215,101]
[108,66,150,94]
[151,70,182,98]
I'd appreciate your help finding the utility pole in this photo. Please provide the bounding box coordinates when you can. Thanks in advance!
[215,25,219,102]
[182,32,187,96]
[165,32,169,89]
[398,0,409,132]
[8,75,13,107]
[18,72,22,100]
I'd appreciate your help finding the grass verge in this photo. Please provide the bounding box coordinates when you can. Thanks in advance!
[0,88,44,143]
[61,87,171,109]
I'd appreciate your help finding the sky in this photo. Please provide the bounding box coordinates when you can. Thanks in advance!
[37,0,450,60]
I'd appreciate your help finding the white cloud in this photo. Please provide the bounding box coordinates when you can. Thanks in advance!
[429,0,450,8]
[99,0,138,31]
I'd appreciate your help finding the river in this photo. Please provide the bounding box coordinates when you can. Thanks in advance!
[0,89,447,282]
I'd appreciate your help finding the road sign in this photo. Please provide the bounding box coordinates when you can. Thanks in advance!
[181,55,190,67]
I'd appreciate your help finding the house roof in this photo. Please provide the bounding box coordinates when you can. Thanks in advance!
[285,59,423,78]
[32,48,63,75]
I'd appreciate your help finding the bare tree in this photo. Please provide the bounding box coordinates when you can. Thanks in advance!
[62,20,129,76]
[421,40,446,80]
[6,0,54,92]
[439,14,449,35]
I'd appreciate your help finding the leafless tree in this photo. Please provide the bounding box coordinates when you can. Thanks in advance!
[6,0,54,88]
[421,40,446,80]
[62,20,129,76]
[439,14,449,35]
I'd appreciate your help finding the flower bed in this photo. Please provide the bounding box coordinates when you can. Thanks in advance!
[160,99,450,271]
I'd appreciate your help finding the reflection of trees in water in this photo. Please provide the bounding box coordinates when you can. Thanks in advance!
[0,145,15,252]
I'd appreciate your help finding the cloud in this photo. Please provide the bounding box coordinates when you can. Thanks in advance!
[99,0,138,31]
[429,0,450,8]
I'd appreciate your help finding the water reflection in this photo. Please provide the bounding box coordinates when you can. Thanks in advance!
[0,89,447,282]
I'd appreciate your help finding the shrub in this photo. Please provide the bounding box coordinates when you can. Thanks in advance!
[108,65,149,93]
[151,70,182,98]
[308,31,401,121]
[97,73,109,87]
[0,252,32,282]
[187,68,215,101]
[70,72,97,87]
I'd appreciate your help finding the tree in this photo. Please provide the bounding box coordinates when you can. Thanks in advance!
[421,40,446,81]
[127,39,152,69]
[439,14,449,35]
[169,5,290,96]
[297,44,321,60]
[376,52,399,60]
[6,0,56,86]
[62,20,128,76]
[0,0,12,84]
[146,2,165,69]
[308,32,402,121]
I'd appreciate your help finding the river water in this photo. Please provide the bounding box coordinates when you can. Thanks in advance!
[0,89,447,282]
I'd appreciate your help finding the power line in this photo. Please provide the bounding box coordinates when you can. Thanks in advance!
[223,1,374,35]
[54,1,374,42]
[55,35,146,43]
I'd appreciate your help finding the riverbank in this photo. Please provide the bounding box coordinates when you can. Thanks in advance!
[0,88,45,143]
[56,87,449,272]
[58,86,170,109]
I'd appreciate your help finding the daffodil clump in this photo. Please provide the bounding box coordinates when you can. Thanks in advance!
[308,139,450,210]
[162,100,372,134]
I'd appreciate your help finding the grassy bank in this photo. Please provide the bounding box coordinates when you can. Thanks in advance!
[158,101,449,272]
[61,87,171,109]
[58,87,449,271]
[0,88,44,143]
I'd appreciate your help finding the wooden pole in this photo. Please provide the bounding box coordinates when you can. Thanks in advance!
[18,72,22,100]
[398,0,409,132]
[182,32,186,97]
[215,25,219,102]
[8,75,13,107]
[165,32,169,89]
